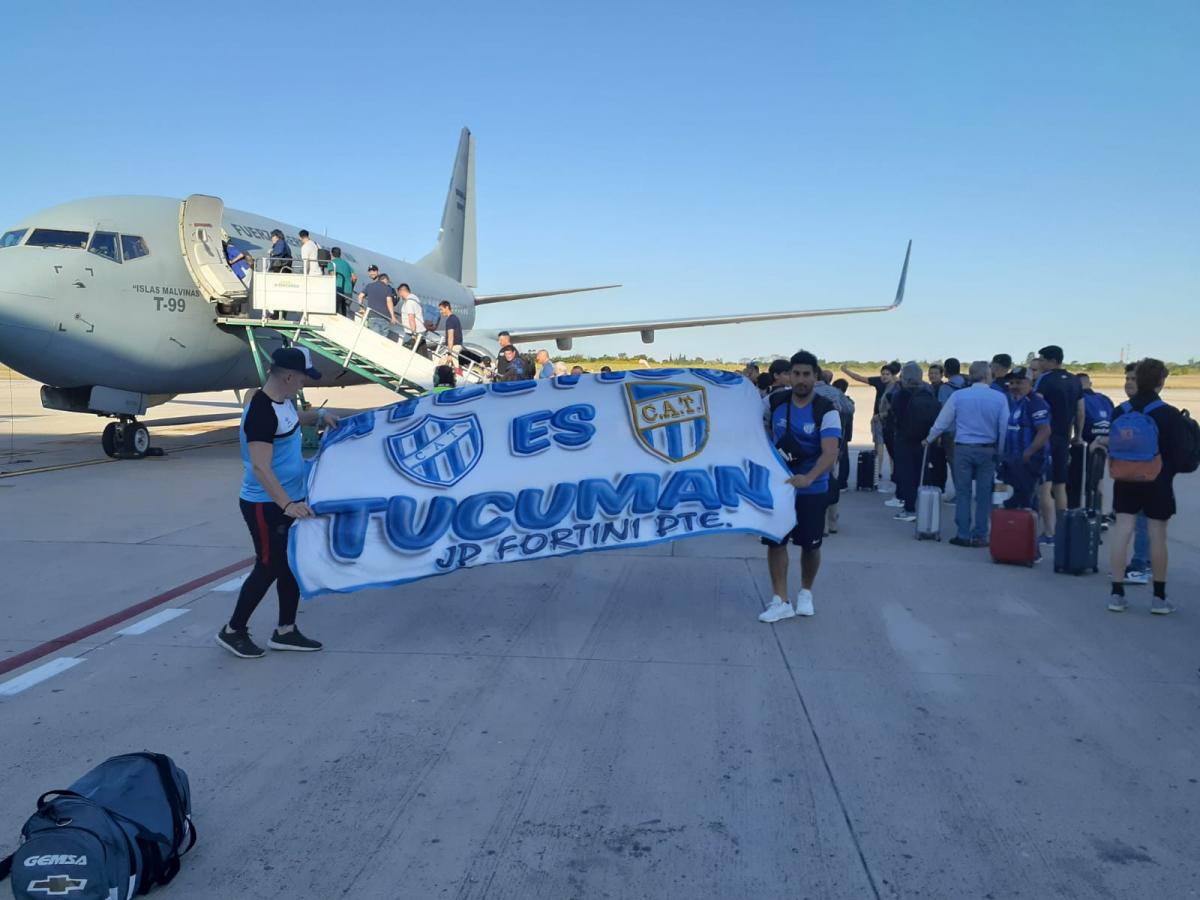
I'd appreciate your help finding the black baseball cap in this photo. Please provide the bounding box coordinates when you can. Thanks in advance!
[367,263,378,272]
[1009,366,1031,380]
[272,347,321,379]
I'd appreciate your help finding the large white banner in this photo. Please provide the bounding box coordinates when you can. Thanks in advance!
[290,369,795,597]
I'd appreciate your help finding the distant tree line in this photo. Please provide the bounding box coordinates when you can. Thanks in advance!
[551,354,1199,375]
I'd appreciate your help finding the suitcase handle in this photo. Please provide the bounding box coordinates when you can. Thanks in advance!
[919,445,929,490]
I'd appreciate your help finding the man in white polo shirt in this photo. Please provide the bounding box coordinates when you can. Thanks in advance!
[397,283,423,347]
[298,229,321,275]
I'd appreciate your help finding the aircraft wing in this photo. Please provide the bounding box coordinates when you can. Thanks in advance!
[508,241,910,347]
[474,284,622,305]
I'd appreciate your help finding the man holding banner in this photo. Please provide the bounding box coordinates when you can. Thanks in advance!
[758,351,843,623]
[217,348,340,659]
[290,368,799,596]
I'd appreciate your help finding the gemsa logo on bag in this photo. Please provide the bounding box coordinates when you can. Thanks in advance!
[26,875,88,896]
[624,382,710,462]
[386,414,483,488]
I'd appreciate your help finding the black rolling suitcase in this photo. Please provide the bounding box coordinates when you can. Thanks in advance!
[856,449,876,491]
[1054,508,1100,575]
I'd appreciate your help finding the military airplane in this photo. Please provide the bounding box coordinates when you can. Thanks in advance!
[0,127,910,459]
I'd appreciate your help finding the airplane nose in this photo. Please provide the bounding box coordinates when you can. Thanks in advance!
[0,288,55,373]
[0,286,55,326]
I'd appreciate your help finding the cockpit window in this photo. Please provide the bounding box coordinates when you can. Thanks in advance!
[121,234,150,261]
[0,229,27,248]
[26,228,88,249]
[88,231,121,263]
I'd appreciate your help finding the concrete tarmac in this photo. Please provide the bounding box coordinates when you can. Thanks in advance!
[2,382,1200,899]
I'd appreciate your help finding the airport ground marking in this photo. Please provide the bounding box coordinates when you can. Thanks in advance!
[116,608,191,636]
[0,556,253,677]
[0,657,84,697]
[0,436,238,478]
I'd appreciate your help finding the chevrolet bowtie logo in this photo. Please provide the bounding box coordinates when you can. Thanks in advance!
[27,874,87,895]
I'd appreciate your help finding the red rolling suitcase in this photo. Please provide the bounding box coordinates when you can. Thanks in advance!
[990,508,1038,567]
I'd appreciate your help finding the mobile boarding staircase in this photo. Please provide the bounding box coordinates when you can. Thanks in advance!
[178,194,483,396]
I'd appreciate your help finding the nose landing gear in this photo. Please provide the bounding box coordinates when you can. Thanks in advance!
[101,417,154,459]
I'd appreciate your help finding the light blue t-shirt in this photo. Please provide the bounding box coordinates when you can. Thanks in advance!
[239,391,305,503]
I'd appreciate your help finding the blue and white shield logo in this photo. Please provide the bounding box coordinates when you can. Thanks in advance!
[624,382,710,463]
[386,414,483,488]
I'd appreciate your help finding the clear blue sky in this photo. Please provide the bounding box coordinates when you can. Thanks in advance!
[2,1,1196,363]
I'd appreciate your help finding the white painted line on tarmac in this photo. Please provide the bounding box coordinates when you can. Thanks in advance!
[0,657,83,696]
[214,574,249,592]
[117,608,191,636]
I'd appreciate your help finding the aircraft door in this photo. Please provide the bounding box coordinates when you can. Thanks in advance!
[179,194,248,301]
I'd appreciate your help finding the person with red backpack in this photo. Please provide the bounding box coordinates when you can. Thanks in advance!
[1104,358,1199,614]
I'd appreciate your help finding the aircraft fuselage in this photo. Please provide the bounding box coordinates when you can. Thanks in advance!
[0,195,478,398]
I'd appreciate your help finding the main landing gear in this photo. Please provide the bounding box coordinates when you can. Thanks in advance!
[101,417,156,459]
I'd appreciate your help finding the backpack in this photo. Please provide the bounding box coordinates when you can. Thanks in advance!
[900,388,940,442]
[1,752,195,899]
[2,796,136,900]
[1083,392,1113,438]
[1174,409,1200,474]
[1108,400,1164,482]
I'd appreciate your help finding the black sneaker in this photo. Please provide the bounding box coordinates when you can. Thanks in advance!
[949,536,972,547]
[216,627,264,659]
[268,627,323,652]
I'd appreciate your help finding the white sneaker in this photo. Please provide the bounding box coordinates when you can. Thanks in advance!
[758,596,796,623]
[1123,569,1151,585]
[878,481,896,493]
[884,498,905,508]
[795,589,815,616]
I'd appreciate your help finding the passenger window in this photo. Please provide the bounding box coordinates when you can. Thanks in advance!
[121,234,150,261]
[26,228,88,249]
[0,228,27,248]
[88,231,121,263]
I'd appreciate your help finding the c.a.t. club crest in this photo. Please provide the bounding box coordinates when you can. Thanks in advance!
[386,414,483,487]
[624,382,709,462]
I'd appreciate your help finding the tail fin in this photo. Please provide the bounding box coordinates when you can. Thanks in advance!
[418,127,477,287]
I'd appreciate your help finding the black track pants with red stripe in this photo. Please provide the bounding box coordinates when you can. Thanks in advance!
[229,499,301,632]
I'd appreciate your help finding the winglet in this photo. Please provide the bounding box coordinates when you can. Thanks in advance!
[892,240,912,309]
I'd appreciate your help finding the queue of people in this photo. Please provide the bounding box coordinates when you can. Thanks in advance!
[819,349,1198,617]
